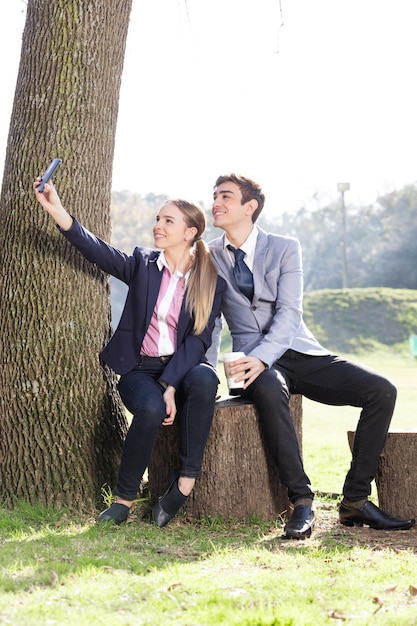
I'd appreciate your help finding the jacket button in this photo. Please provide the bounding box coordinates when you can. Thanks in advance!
[262,329,268,335]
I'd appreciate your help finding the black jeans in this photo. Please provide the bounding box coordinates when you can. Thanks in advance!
[116,359,219,500]
[240,350,396,503]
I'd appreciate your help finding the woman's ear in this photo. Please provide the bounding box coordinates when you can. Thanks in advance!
[185,226,198,242]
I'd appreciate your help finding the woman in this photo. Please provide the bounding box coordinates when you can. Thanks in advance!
[34,177,226,527]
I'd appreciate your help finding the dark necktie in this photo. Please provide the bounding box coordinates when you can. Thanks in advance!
[227,245,254,301]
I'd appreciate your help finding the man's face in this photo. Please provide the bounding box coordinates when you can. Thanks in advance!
[212,181,249,229]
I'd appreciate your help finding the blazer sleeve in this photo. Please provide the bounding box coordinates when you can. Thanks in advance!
[59,218,142,284]
[249,237,304,365]
[159,276,226,389]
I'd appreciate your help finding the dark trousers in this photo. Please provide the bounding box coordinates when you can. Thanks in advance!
[241,349,396,503]
[116,359,219,500]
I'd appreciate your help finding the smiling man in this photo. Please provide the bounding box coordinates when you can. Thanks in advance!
[208,172,415,539]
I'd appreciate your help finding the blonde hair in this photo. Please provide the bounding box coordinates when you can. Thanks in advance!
[170,199,218,335]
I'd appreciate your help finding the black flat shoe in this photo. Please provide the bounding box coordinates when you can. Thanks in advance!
[339,500,415,530]
[284,504,315,539]
[152,476,189,528]
[97,502,130,524]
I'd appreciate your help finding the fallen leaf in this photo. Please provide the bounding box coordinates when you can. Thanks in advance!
[328,610,345,620]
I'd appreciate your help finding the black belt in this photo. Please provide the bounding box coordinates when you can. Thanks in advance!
[137,354,173,365]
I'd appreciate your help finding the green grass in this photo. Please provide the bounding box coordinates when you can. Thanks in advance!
[1,499,417,625]
[303,288,417,355]
[1,351,416,625]
[0,498,417,626]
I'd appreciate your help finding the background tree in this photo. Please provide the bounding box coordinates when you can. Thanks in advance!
[0,0,132,512]
[366,185,417,289]
[274,184,417,291]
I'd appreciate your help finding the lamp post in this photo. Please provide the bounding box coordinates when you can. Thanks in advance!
[337,182,350,289]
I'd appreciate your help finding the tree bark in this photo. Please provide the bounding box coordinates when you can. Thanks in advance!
[0,0,132,512]
[348,430,417,519]
[148,395,303,521]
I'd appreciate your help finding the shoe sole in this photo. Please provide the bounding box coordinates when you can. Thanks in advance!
[340,520,363,527]
[285,525,314,540]
[340,519,414,530]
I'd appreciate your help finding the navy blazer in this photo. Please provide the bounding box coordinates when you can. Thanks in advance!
[61,219,226,388]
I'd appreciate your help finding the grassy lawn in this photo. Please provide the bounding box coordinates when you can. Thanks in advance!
[1,499,417,625]
[0,352,416,625]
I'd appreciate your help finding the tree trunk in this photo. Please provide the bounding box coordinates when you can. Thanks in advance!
[0,0,132,512]
[148,395,303,521]
[348,430,417,519]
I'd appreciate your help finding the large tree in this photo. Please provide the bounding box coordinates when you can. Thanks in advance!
[0,0,133,512]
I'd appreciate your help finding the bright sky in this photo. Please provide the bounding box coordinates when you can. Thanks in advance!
[1,0,417,215]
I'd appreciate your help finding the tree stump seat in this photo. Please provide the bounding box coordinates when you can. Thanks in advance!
[148,395,303,521]
[348,430,417,519]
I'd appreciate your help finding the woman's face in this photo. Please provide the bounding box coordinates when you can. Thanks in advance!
[153,202,197,250]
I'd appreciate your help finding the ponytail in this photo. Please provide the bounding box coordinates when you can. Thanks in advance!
[169,199,218,335]
[186,239,217,335]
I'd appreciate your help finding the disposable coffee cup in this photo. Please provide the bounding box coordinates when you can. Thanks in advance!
[223,352,245,396]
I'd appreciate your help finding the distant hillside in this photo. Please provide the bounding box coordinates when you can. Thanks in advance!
[218,287,417,358]
[303,288,417,355]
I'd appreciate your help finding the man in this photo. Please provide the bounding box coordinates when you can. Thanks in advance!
[208,172,415,539]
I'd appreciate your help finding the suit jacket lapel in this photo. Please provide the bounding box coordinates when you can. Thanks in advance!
[145,255,163,329]
[177,297,193,344]
[211,234,234,280]
[252,228,269,301]
[211,231,268,303]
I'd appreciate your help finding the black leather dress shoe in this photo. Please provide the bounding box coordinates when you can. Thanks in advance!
[152,476,189,528]
[97,502,130,524]
[284,505,315,539]
[339,500,416,530]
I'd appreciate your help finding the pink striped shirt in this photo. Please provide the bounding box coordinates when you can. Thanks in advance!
[141,252,188,357]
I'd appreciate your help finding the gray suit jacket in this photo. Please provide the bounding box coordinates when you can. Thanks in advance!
[208,227,329,367]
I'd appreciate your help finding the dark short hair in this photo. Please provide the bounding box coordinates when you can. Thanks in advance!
[214,173,265,222]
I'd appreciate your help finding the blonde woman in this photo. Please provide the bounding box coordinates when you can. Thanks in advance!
[34,178,225,527]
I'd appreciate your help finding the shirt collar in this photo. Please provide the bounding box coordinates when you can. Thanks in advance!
[156,250,168,272]
[224,226,258,253]
[156,250,191,280]
[224,226,259,270]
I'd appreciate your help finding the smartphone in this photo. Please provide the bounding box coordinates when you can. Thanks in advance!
[37,158,62,193]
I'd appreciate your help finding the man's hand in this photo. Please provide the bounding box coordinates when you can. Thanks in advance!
[162,385,177,425]
[228,355,266,389]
